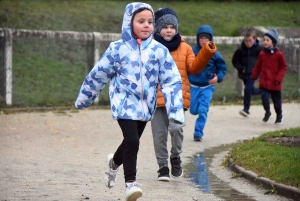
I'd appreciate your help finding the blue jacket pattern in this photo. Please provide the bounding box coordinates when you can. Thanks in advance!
[75,2,184,123]
[188,25,227,87]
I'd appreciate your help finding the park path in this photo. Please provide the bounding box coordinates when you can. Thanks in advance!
[0,103,299,201]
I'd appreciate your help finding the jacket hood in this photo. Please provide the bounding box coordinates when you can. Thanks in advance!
[196,25,214,46]
[122,2,154,50]
[192,25,214,55]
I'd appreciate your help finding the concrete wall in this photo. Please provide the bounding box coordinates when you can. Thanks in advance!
[238,26,300,38]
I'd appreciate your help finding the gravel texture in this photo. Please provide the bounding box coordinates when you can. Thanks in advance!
[1,103,299,201]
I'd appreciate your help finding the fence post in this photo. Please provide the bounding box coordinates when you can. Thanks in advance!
[233,44,244,98]
[298,47,300,97]
[85,32,106,105]
[86,38,94,74]
[293,45,300,98]
[0,29,4,104]
[93,32,101,104]
[0,28,13,105]
[235,70,244,97]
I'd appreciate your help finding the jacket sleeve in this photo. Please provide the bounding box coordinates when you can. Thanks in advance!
[215,52,227,83]
[232,48,245,72]
[275,52,287,83]
[188,41,217,75]
[159,49,185,125]
[75,44,115,109]
[251,53,262,80]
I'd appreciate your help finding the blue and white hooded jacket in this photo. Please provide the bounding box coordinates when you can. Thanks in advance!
[75,2,184,123]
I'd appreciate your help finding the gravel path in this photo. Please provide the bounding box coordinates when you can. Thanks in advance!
[1,103,299,201]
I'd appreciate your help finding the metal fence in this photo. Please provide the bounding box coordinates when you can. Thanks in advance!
[0,28,299,107]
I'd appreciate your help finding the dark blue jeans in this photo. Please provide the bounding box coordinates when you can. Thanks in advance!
[113,119,147,182]
[260,88,282,115]
[243,78,261,112]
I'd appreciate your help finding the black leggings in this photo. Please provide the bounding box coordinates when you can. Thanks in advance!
[113,119,147,182]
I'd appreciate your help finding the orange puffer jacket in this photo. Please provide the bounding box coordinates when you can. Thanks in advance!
[157,37,216,110]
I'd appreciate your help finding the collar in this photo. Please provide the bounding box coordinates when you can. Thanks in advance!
[154,32,181,52]
[263,46,278,54]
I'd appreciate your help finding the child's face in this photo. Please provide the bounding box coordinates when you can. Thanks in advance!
[132,9,153,39]
[243,36,256,48]
[160,25,176,41]
[198,35,210,47]
[263,36,274,49]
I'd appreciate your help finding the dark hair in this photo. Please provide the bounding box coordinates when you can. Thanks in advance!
[132,8,153,19]
[244,28,256,38]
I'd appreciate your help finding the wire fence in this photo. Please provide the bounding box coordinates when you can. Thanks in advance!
[0,28,299,107]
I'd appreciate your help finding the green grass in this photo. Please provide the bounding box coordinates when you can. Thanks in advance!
[1,0,299,36]
[230,127,300,189]
[12,37,86,106]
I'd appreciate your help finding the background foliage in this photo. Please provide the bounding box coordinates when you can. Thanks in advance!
[1,0,299,36]
[1,0,299,107]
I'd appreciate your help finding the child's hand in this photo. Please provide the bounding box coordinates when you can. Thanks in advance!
[207,42,216,50]
[209,74,218,85]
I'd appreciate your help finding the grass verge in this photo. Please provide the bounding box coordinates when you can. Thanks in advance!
[230,127,300,189]
[1,1,299,36]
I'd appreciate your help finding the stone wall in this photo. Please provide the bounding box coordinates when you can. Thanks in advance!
[238,26,300,38]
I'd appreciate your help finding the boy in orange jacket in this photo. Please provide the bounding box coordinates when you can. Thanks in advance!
[151,8,217,181]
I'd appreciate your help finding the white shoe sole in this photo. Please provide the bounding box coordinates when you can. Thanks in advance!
[239,110,249,117]
[126,190,142,201]
[171,171,183,179]
[158,176,170,182]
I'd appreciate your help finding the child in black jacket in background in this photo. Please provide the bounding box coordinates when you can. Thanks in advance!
[232,28,263,117]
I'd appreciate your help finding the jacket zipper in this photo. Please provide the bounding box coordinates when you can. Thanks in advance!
[138,44,145,120]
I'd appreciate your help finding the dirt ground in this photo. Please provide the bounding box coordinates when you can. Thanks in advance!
[0,103,299,201]
[263,136,300,147]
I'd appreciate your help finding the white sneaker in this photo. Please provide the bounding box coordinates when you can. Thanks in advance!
[125,181,142,201]
[104,154,119,188]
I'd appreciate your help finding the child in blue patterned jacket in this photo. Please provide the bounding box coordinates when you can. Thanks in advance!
[75,2,184,201]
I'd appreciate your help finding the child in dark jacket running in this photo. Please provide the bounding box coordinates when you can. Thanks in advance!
[188,25,227,142]
[75,2,184,200]
[232,28,263,117]
[251,28,287,124]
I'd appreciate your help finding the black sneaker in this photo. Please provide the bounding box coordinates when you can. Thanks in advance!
[275,115,283,124]
[157,166,170,182]
[239,110,250,117]
[262,112,271,122]
[170,157,183,178]
[194,136,202,142]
